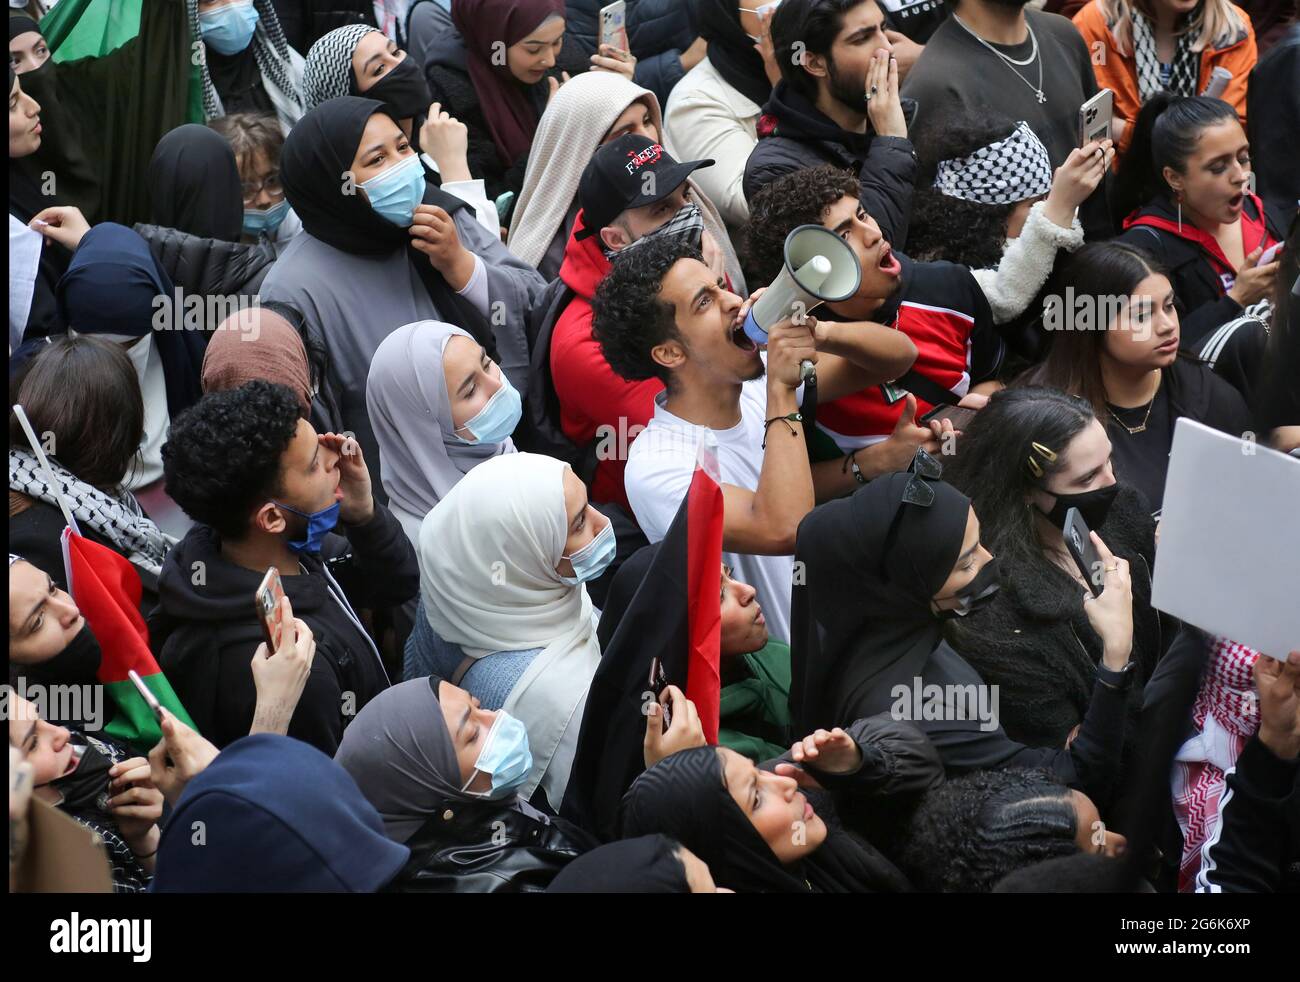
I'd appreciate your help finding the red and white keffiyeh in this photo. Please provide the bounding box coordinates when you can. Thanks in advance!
[1170,638,1260,892]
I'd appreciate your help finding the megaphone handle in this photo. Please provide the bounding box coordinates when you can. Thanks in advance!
[800,359,816,383]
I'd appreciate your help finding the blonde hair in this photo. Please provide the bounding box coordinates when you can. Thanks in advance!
[1101,0,1244,56]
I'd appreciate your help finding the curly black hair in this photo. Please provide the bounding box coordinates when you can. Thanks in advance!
[907,109,1020,269]
[900,768,1080,893]
[162,381,302,540]
[590,235,699,388]
[742,164,860,289]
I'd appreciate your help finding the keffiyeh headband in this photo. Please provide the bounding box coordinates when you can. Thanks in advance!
[933,122,1053,206]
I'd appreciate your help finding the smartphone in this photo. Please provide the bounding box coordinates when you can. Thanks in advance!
[254,567,286,652]
[1258,242,1285,265]
[599,1,630,55]
[1078,88,1114,148]
[1062,507,1105,598]
[127,669,165,724]
[648,656,672,731]
[920,404,978,430]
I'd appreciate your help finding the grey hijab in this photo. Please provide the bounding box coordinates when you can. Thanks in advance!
[333,677,467,844]
[365,321,516,544]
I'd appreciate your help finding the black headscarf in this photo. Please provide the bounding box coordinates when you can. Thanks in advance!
[9,16,101,222]
[279,96,497,352]
[147,124,244,242]
[695,0,773,109]
[788,474,971,736]
[620,746,911,893]
[546,834,690,893]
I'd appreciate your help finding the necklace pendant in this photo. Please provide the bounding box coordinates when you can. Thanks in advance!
[1127,423,1147,434]
[1035,89,1046,104]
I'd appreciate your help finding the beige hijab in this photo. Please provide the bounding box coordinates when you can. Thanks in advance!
[507,71,745,293]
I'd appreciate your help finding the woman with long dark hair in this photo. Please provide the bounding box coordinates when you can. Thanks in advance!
[1029,241,1251,514]
[943,385,1169,749]
[1113,94,1283,379]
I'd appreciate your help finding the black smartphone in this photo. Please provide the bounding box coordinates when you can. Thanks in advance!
[648,656,672,731]
[920,404,978,430]
[1062,506,1105,598]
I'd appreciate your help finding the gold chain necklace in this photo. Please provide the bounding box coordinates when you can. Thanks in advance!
[1107,374,1161,434]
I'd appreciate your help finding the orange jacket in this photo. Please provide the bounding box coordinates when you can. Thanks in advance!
[1072,1,1256,157]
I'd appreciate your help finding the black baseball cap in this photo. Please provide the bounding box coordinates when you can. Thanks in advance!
[575,134,714,239]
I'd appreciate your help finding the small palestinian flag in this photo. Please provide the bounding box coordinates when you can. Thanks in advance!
[62,527,194,753]
[561,436,725,840]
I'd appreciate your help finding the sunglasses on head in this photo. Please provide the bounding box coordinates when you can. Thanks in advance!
[878,448,943,580]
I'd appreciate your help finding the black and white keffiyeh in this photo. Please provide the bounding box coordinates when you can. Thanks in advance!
[302,24,376,110]
[9,449,173,579]
[933,121,1054,206]
[191,0,306,120]
[601,201,706,261]
[1132,12,1199,103]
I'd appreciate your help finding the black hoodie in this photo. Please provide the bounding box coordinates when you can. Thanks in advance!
[148,505,417,754]
[743,80,919,250]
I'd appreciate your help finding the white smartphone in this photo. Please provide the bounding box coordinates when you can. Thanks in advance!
[1078,89,1113,148]
[1258,242,1285,265]
[599,1,630,55]
[127,669,165,724]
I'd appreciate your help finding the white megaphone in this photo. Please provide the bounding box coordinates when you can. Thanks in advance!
[742,225,862,380]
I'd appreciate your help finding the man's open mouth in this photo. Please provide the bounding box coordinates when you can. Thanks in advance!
[879,245,901,275]
[731,320,758,352]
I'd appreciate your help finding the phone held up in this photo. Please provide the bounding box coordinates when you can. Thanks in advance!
[599,1,630,55]
[255,567,286,653]
[1062,507,1105,598]
[1077,88,1113,148]
[920,403,978,431]
[648,656,672,732]
[127,669,165,724]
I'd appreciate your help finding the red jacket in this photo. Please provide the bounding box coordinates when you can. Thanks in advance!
[551,210,664,511]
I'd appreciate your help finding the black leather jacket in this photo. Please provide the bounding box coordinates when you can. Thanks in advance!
[392,796,600,894]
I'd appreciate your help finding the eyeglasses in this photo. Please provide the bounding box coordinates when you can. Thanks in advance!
[877,448,943,581]
[241,172,284,203]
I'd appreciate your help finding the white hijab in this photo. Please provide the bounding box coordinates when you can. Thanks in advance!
[506,71,743,291]
[417,452,601,805]
[366,320,515,547]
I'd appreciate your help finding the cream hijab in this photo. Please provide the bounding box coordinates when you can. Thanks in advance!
[506,71,745,292]
[417,452,600,806]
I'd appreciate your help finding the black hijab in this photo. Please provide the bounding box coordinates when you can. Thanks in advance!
[147,124,244,242]
[278,96,496,351]
[695,0,773,109]
[205,44,274,118]
[9,17,101,222]
[546,834,690,893]
[621,747,911,893]
[788,473,971,736]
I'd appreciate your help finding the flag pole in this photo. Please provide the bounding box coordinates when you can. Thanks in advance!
[11,404,82,536]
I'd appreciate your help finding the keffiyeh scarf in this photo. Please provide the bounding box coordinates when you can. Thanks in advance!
[9,448,173,579]
[1170,637,1260,892]
[191,0,306,120]
[1132,12,1200,104]
[601,202,706,262]
[302,23,376,110]
[933,121,1054,206]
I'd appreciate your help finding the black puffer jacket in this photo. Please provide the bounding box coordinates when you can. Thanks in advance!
[133,223,277,318]
[944,484,1168,751]
[743,80,919,250]
[393,797,599,893]
[563,0,699,106]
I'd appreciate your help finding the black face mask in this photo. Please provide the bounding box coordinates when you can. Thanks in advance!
[1041,482,1120,531]
[21,623,103,689]
[936,556,1001,620]
[362,55,431,123]
[44,734,116,813]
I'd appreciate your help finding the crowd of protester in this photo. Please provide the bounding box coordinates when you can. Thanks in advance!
[8,0,1299,895]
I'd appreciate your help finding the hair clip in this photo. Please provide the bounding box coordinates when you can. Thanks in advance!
[1026,457,1044,478]
[1030,442,1057,462]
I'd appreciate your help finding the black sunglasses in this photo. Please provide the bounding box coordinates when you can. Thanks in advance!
[877,448,943,580]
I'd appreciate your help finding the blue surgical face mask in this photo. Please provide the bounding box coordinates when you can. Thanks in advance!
[359,153,425,227]
[560,518,616,586]
[242,198,290,238]
[452,377,522,445]
[199,0,260,56]
[273,499,341,554]
[462,710,533,799]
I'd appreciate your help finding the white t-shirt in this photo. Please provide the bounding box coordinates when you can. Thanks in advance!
[625,376,797,644]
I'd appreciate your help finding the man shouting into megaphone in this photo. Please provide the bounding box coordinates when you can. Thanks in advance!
[590,234,917,645]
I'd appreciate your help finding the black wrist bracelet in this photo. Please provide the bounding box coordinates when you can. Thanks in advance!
[761,412,803,449]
